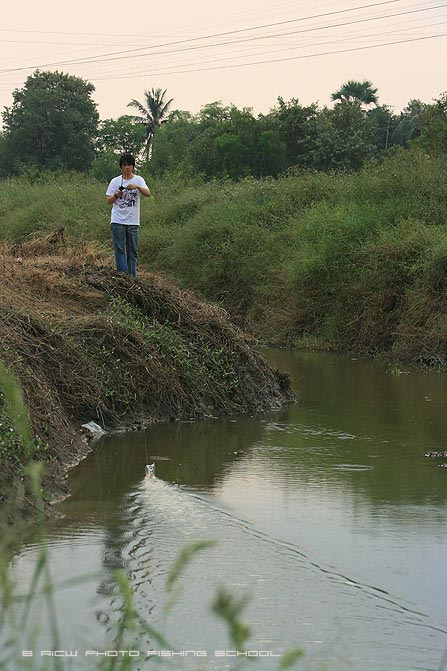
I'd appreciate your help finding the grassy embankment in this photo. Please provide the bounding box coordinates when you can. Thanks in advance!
[1,148,446,360]
[0,240,293,514]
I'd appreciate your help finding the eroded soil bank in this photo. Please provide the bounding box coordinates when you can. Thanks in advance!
[0,241,294,514]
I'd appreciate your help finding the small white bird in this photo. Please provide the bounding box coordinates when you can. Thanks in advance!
[145,464,155,478]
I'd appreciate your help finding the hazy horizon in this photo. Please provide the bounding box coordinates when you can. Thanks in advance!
[1,0,446,122]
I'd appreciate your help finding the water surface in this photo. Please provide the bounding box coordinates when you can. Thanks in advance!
[6,351,447,670]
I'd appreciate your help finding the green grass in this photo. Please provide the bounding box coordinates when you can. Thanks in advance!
[1,148,446,358]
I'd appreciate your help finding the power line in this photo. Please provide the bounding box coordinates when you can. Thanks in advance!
[0,28,182,38]
[0,1,350,71]
[0,31,444,91]
[89,33,447,80]
[0,0,343,39]
[78,12,447,66]
[0,38,176,46]
[33,2,446,72]
[0,0,404,74]
[0,39,133,47]
[87,21,446,81]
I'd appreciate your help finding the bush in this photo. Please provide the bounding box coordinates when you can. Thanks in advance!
[1,148,446,357]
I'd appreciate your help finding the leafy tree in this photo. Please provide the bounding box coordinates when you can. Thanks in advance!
[263,97,318,168]
[127,87,173,159]
[140,102,230,177]
[189,102,259,178]
[331,80,378,107]
[197,101,233,126]
[366,105,398,151]
[166,110,193,123]
[0,133,8,177]
[310,102,377,171]
[418,93,447,154]
[148,112,200,176]
[149,100,291,177]
[256,129,287,176]
[215,133,252,179]
[89,150,121,182]
[1,70,99,172]
[96,115,146,156]
[392,99,427,147]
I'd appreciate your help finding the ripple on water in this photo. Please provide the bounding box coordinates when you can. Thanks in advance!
[102,477,445,670]
[331,463,375,472]
[7,475,445,671]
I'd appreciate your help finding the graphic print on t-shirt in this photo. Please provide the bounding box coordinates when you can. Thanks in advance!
[118,188,138,208]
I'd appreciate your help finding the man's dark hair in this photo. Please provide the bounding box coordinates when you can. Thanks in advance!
[119,153,135,167]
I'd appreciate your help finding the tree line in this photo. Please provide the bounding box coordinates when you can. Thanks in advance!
[0,70,446,181]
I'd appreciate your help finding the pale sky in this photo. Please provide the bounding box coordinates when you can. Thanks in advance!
[1,0,446,123]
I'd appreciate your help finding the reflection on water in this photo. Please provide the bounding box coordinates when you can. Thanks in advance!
[4,351,447,670]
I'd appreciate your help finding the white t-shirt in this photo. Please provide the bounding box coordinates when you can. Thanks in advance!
[106,174,149,225]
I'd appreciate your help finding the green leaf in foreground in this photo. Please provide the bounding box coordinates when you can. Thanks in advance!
[279,647,304,668]
[166,539,217,593]
[212,587,251,652]
[0,360,34,460]
[164,539,217,615]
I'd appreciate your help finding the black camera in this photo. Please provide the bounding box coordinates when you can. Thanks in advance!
[118,185,124,191]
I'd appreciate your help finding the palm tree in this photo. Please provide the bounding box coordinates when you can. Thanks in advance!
[331,80,378,107]
[127,87,174,159]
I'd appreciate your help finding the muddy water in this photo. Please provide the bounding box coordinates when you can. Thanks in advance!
[6,351,447,670]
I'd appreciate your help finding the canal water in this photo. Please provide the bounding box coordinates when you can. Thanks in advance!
[4,351,447,670]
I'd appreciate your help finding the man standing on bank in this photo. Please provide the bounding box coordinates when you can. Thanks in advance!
[106,154,151,277]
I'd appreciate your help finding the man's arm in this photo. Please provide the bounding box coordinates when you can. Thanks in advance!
[107,192,121,204]
[139,185,151,198]
[106,178,120,204]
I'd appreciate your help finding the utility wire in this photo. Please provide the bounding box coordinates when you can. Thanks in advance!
[0,14,441,59]
[89,33,447,80]
[31,2,446,72]
[0,0,405,73]
[0,28,185,38]
[0,30,444,90]
[0,38,168,47]
[0,0,346,38]
[86,16,447,78]
[86,20,446,81]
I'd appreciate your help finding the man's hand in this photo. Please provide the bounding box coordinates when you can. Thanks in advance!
[127,183,151,197]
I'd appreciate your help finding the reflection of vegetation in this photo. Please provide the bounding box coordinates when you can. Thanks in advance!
[264,350,447,510]
[0,248,292,513]
[0,364,304,671]
[63,414,266,511]
[60,347,447,535]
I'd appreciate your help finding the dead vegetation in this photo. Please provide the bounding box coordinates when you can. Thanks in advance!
[0,239,294,510]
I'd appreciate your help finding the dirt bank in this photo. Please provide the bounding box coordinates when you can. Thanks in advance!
[0,238,295,513]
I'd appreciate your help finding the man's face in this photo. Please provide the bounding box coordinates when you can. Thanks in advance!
[121,162,134,179]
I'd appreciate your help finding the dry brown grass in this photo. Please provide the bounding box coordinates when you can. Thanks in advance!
[0,237,294,509]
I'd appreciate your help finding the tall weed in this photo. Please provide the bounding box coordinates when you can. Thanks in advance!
[1,148,446,355]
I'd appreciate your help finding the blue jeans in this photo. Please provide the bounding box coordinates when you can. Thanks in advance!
[111,223,139,277]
